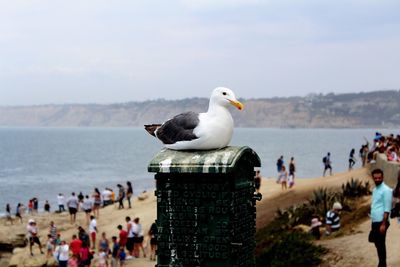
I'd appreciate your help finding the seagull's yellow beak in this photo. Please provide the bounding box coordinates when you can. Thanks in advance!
[229,99,244,110]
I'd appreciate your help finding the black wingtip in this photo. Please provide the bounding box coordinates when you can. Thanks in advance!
[144,124,161,137]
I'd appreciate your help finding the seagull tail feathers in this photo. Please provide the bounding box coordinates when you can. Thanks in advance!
[144,124,161,137]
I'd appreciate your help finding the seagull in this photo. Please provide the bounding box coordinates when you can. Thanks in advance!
[144,87,244,150]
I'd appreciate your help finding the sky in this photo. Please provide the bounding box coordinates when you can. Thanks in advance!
[0,0,400,105]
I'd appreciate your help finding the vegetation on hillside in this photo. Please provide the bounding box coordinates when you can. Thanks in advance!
[255,178,371,267]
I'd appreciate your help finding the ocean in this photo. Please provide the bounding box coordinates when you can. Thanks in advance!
[0,127,390,214]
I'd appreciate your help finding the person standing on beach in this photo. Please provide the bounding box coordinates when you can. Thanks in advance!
[323,152,332,177]
[57,193,65,213]
[49,221,57,249]
[370,168,392,267]
[55,240,69,267]
[89,215,98,250]
[117,184,125,209]
[278,165,288,191]
[44,200,50,213]
[92,188,101,218]
[289,157,296,188]
[349,148,356,171]
[276,155,284,174]
[5,203,13,225]
[66,192,79,224]
[15,203,24,223]
[33,198,38,214]
[125,216,134,258]
[82,195,93,225]
[126,181,133,209]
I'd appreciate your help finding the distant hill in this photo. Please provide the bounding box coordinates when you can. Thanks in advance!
[1,90,400,128]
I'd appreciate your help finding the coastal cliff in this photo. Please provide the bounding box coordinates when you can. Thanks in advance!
[1,90,400,128]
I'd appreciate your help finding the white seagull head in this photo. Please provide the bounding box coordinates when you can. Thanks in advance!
[209,87,244,111]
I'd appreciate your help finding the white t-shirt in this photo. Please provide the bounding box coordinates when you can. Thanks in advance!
[82,198,93,210]
[57,195,65,205]
[66,196,79,209]
[102,190,112,201]
[56,244,69,261]
[98,251,107,264]
[27,224,38,237]
[127,221,135,238]
[89,219,97,233]
[131,222,139,236]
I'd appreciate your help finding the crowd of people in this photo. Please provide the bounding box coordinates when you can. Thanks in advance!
[26,215,158,267]
[4,180,157,266]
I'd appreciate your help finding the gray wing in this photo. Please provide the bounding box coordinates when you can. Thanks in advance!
[156,111,200,144]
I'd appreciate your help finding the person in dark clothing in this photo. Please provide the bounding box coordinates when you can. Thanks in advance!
[126,181,133,209]
[323,152,332,176]
[349,148,356,170]
[276,156,284,173]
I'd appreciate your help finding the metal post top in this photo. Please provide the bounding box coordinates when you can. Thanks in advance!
[147,146,261,174]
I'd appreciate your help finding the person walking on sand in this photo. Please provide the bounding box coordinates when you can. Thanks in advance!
[126,181,133,209]
[289,157,296,188]
[323,152,332,177]
[370,168,392,267]
[82,195,93,225]
[66,192,79,224]
[89,215,98,250]
[278,165,288,191]
[349,148,356,171]
[16,203,24,223]
[148,221,158,261]
[27,219,44,256]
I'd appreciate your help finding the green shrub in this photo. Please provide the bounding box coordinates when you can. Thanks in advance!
[256,231,327,267]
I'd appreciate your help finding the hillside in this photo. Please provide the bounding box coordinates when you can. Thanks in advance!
[1,90,400,128]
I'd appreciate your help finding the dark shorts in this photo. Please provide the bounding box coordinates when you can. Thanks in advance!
[84,209,92,214]
[133,236,144,244]
[69,207,77,214]
[29,236,41,245]
[126,237,134,251]
[150,237,157,245]
[324,164,332,170]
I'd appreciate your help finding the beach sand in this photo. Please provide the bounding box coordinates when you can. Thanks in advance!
[2,167,399,267]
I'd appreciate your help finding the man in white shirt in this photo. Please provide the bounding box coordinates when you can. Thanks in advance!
[66,192,79,224]
[27,219,43,256]
[89,215,97,249]
[57,193,65,213]
[102,188,112,206]
[82,195,93,225]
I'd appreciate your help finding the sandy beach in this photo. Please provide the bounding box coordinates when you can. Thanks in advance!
[1,166,399,267]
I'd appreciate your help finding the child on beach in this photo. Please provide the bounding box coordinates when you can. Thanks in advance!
[46,234,53,257]
[119,247,126,266]
[278,165,288,190]
[68,254,78,267]
[98,248,109,267]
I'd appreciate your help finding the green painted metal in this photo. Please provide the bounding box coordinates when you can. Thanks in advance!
[149,146,261,267]
[148,146,261,174]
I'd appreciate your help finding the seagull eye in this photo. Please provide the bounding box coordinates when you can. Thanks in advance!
[222,92,227,96]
